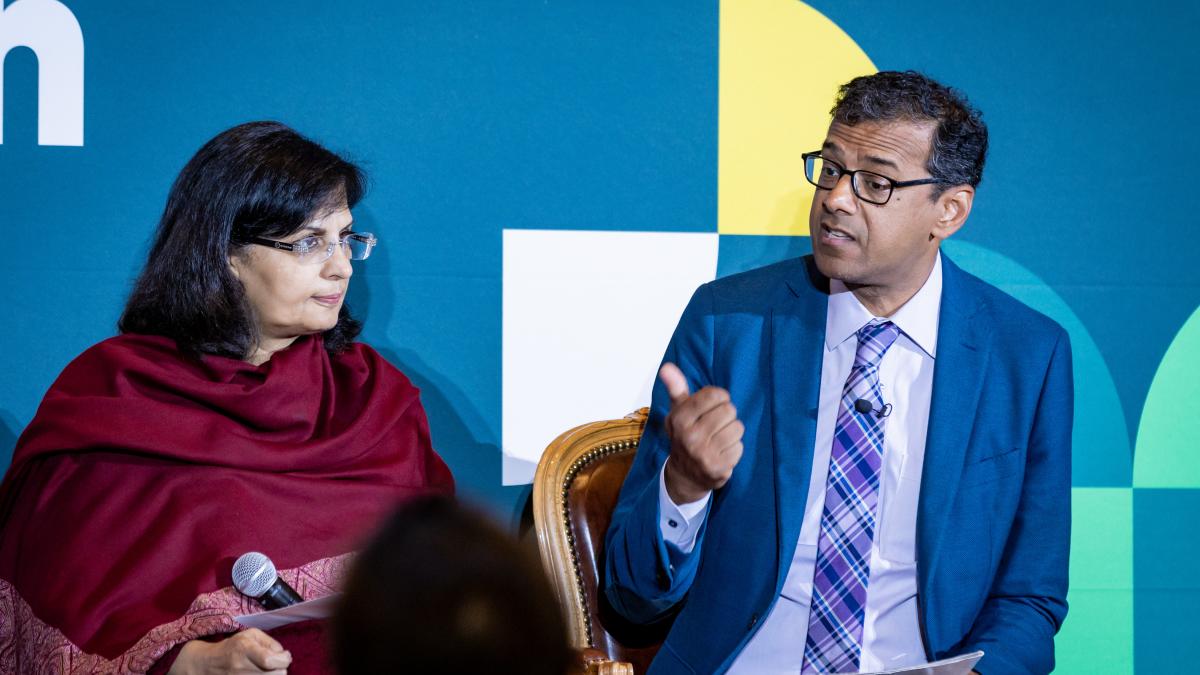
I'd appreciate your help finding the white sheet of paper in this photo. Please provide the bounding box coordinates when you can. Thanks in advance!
[842,650,984,675]
[234,594,341,631]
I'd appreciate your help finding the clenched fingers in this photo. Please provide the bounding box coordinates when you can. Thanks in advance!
[666,386,732,436]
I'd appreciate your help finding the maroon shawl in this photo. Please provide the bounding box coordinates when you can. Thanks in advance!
[0,334,454,672]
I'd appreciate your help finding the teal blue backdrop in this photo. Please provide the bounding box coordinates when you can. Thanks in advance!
[2,2,1197,672]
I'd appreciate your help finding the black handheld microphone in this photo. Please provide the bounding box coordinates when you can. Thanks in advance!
[232,552,303,610]
[853,398,892,419]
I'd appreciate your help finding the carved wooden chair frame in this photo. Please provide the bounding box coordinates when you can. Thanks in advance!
[532,408,650,675]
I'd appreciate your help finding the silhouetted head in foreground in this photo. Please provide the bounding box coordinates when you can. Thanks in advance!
[334,496,573,675]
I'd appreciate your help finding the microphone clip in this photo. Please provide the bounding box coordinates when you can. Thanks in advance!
[853,398,892,419]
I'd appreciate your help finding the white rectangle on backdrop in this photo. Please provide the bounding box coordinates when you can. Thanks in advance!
[502,229,719,485]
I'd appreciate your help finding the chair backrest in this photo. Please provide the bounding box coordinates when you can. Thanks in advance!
[532,408,669,675]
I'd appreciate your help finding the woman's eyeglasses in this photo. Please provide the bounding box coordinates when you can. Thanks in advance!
[249,232,378,265]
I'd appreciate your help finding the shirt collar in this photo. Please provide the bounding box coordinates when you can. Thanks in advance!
[824,252,942,358]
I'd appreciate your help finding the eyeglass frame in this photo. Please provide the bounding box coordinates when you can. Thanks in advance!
[248,232,378,264]
[801,151,943,205]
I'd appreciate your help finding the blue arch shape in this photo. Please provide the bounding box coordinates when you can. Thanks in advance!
[941,241,1130,487]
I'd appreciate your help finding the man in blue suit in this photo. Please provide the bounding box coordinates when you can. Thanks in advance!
[604,71,1071,675]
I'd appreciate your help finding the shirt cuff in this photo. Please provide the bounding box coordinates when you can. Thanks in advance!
[658,458,711,554]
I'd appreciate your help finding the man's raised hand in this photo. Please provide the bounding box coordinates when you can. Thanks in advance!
[659,362,744,504]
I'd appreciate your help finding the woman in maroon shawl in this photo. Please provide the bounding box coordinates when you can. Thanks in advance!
[0,122,454,674]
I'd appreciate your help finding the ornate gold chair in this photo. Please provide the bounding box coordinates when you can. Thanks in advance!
[533,408,672,675]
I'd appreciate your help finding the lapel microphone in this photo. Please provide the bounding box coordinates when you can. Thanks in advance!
[853,398,893,419]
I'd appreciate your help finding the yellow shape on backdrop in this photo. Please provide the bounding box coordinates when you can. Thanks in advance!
[719,0,876,236]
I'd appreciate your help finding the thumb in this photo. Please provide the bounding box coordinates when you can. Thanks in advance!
[659,362,691,406]
[243,628,285,654]
[247,644,292,671]
[243,635,291,671]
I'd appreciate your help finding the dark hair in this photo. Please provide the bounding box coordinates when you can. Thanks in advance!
[333,496,573,675]
[831,70,988,194]
[119,121,365,358]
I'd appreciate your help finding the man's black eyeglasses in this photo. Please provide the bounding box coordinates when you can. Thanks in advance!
[802,152,942,205]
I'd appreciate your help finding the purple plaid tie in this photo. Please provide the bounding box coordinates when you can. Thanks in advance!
[802,320,901,674]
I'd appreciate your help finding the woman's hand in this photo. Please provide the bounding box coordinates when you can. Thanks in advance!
[168,629,292,674]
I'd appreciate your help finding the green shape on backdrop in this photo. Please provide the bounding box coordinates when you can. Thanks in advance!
[1133,304,1200,487]
[942,241,1131,487]
[1053,488,1133,674]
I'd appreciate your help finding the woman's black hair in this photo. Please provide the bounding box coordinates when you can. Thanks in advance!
[119,121,365,358]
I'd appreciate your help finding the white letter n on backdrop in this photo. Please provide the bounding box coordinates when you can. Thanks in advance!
[0,0,83,146]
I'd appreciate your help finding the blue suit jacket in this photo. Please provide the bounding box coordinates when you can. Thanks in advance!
[604,254,1072,675]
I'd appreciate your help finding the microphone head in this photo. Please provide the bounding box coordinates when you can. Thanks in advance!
[853,398,874,414]
[232,551,278,598]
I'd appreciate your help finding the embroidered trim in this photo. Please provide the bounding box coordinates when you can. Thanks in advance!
[0,553,352,674]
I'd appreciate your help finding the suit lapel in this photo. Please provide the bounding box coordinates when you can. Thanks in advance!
[917,256,991,587]
[770,258,828,588]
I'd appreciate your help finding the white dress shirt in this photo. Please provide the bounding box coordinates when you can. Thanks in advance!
[658,254,943,674]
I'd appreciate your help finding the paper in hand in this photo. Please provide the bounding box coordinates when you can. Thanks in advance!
[234,593,341,631]
[839,650,983,675]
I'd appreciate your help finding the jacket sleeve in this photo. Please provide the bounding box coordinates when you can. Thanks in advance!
[603,284,715,624]
[960,329,1073,675]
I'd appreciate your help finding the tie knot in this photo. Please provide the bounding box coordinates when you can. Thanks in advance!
[854,320,900,369]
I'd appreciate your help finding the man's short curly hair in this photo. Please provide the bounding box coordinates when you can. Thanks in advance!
[832,70,988,194]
